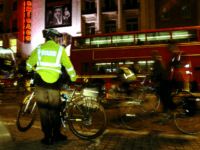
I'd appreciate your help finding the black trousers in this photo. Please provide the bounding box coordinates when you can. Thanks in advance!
[159,80,174,113]
[35,74,61,138]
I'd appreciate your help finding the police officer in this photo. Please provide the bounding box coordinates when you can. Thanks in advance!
[26,28,76,145]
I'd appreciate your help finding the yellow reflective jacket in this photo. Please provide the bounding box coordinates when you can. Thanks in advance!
[26,40,76,83]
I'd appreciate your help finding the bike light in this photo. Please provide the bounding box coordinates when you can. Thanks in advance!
[106,92,108,99]
[13,81,17,86]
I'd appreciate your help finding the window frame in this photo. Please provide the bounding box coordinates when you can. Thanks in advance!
[12,1,17,11]
[0,4,3,13]
[181,4,191,18]
[126,18,138,32]
[105,20,116,33]
[161,7,170,20]
[85,22,95,35]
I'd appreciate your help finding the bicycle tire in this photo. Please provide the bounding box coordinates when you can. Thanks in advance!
[68,99,107,140]
[121,102,149,130]
[173,91,200,134]
[16,94,38,132]
[133,87,160,113]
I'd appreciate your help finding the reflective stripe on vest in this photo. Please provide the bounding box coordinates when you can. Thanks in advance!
[37,45,63,67]
[70,71,75,77]
[66,66,74,72]
[36,67,62,73]
[27,62,32,69]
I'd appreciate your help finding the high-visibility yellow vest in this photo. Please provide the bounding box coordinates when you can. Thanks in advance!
[26,40,76,83]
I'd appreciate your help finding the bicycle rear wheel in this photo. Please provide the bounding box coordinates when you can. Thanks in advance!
[16,94,38,132]
[173,91,200,134]
[121,102,149,130]
[68,99,107,140]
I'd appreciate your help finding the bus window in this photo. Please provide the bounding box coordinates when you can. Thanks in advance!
[135,33,145,45]
[147,31,170,44]
[91,36,111,48]
[73,38,90,49]
[92,62,112,74]
[147,60,154,74]
[82,62,89,73]
[112,34,134,47]
[113,62,124,73]
[136,61,146,73]
[172,29,198,43]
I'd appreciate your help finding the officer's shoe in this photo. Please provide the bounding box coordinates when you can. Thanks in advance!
[41,136,53,145]
[53,133,67,142]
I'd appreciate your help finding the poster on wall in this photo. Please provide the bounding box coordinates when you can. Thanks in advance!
[45,0,72,28]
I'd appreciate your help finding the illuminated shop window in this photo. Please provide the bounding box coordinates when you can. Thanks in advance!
[10,39,17,53]
[0,41,3,46]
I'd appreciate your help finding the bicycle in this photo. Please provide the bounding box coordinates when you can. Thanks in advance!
[106,76,160,113]
[120,77,160,130]
[120,78,200,134]
[16,82,107,140]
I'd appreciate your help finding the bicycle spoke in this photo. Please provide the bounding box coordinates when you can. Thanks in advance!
[68,100,107,139]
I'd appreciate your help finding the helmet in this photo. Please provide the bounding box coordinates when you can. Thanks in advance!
[42,28,63,39]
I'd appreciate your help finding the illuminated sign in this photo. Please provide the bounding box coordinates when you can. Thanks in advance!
[24,0,32,43]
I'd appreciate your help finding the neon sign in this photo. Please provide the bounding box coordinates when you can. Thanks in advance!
[24,0,32,43]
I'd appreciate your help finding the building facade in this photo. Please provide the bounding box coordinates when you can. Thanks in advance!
[0,0,200,58]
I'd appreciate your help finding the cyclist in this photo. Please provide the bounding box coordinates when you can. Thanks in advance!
[26,28,76,145]
[159,40,194,122]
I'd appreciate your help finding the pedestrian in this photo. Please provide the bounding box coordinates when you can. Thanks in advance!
[151,50,165,83]
[26,28,76,145]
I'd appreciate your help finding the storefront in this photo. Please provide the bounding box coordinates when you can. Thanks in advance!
[20,0,82,58]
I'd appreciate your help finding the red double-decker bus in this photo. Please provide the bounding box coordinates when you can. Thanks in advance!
[70,26,200,91]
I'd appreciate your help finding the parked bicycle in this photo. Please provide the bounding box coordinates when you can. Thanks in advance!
[16,81,107,140]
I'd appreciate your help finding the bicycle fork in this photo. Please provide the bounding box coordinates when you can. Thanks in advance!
[24,92,35,113]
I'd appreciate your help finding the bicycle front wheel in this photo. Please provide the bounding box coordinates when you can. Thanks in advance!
[173,91,200,134]
[16,94,38,132]
[68,99,107,140]
[121,102,149,130]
